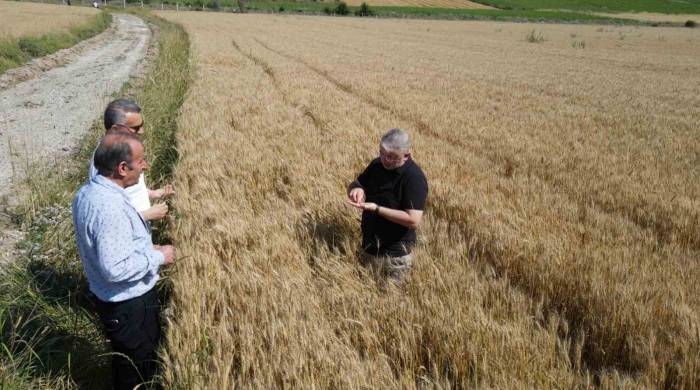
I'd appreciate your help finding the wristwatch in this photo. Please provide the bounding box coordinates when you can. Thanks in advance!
[374,205,381,215]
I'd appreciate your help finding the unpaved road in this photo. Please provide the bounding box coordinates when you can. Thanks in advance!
[0,13,151,262]
[0,13,150,201]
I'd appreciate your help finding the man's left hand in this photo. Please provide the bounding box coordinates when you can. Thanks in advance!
[347,200,378,212]
[151,184,175,199]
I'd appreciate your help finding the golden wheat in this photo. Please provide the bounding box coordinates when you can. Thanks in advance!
[157,11,700,388]
[0,1,99,38]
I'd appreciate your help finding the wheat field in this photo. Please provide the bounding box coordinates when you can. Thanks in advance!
[0,0,99,37]
[157,11,700,388]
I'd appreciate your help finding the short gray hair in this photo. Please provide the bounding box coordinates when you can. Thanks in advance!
[104,98,141,130]
[380,128,411,152]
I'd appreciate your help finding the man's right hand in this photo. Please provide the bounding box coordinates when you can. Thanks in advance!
[158,245,176,265]
[348,187,366,204]
[142,203,168,221]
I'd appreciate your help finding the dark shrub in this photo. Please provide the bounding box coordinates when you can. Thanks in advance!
[354,2,373,16]
[685,20,696,28]
[279,5,285,11]
[335,1,349,15]
[18,38,47,57]
[323,6,332,14]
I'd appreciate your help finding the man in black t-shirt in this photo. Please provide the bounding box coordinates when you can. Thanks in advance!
[347,128,428,284]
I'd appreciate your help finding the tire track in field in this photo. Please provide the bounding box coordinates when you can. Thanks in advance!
[250,36,695,379]
[231,39,329,135]
[253,38,443,141]
[427,192,648,377]
[236,36,588,384]
[250,37,629,377]
[232,38,592,378]
[251,35,695,256]
[254,37,698,253]
[247,20,698,252]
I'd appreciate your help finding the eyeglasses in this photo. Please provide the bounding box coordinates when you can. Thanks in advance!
[379,148,407,163]
[115,122,144,133]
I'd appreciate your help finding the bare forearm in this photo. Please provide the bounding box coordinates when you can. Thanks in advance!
[377,206,418,229]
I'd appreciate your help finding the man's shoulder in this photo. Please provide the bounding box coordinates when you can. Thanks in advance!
[360,158,383,175]
[367,157,382,168]
[403,159,427,181]
[75,179,122,208]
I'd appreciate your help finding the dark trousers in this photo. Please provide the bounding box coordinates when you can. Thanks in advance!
[94,288,161,390]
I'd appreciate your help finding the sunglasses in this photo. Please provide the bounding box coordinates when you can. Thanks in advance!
[115,122,144,133]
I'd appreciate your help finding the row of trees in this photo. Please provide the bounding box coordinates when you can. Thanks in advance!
[324,2,373,16]
[132,0,375,15]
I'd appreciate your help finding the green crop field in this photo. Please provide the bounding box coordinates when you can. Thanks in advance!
[155,0,698,21]
[470,0,700,14]
[243,1,633,21]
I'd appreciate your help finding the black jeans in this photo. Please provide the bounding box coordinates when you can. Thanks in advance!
[94,288,161,390]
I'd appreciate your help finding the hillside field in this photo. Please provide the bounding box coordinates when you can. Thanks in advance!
[0,0,99,37]
[157,11,700,388]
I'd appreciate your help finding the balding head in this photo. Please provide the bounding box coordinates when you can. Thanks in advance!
[94,132,141,177]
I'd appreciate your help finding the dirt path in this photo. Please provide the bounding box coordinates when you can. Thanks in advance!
[0,13,151,262]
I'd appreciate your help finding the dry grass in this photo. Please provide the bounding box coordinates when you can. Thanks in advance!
[339,0,493,9]
[0,1,99,38]
[157,11,700,388]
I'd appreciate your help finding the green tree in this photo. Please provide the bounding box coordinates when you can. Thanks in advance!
[334,1,349,15]
[355,2,373,16]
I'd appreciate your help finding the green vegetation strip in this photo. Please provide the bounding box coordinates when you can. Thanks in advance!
[0,11,190,388]
[151,0,699,21]
[470,0,700,14]
[0,12,112,75]
[162,0,639,23]
[244,1,637,22]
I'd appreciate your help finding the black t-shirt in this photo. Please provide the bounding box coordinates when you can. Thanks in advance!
[352,158,428,257]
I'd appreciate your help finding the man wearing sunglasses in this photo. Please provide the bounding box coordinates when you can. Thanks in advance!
[89,99,174,221]
[347,128,428,285]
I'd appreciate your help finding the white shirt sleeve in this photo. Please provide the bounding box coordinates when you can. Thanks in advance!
[89,151,98,181]
[124,173,151,212]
